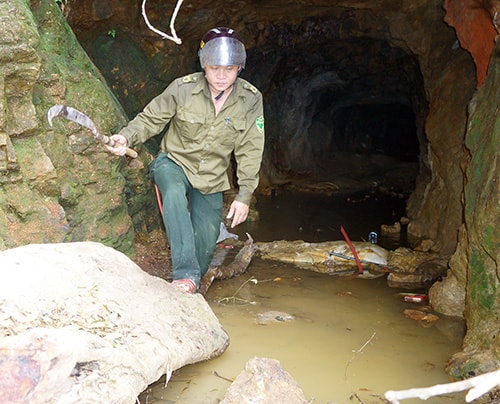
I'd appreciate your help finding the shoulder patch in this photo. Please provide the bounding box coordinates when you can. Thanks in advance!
[182,74,198,83]
[243,83,258,94]
[255,115,264,134]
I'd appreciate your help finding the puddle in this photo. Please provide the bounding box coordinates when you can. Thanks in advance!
[139,191,465,403]
[140,259,464,404]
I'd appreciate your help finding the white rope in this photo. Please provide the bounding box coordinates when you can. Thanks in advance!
[141,0,183,45]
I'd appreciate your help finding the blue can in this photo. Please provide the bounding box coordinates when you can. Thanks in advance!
[368,231,378,244]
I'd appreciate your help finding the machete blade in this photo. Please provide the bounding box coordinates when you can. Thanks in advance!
[46,104,138,158]
[47,105,98,136]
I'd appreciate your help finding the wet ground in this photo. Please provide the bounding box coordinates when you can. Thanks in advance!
[138,258,465,404]
[132,153,471,403]
[134,187,467,404]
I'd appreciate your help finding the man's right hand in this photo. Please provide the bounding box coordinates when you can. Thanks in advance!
[226,200,249,228]
[105,134,128,156]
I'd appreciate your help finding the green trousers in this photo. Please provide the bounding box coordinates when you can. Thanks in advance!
[150,153,223,286]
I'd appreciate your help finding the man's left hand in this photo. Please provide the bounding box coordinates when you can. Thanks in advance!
[226,200,249,228]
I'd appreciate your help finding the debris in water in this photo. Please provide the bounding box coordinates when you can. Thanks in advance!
[255,310,296,325]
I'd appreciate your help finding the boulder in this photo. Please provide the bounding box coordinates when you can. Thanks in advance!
[220,357,309,404]
[0,242,229,403]
[386,248,448,289]
[428,272,465,317]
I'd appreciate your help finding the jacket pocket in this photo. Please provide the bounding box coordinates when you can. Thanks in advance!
[176,108,206,143]
[221,118,246,147]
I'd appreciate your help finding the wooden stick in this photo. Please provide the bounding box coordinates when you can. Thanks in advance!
[385,368,500,403]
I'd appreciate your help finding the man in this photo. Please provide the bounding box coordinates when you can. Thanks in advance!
[106,27,265,293]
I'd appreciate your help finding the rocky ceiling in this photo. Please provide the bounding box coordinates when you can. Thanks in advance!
[65,0,489,253]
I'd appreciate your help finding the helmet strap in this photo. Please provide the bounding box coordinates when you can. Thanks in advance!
[214,91,225,101]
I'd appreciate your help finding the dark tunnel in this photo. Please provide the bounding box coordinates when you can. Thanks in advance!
[70,9,428,196]
[331,103,419,161]
[245,25,427,191]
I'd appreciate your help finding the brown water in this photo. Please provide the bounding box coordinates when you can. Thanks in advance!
[141,263,465,404]
[140,192,466,404]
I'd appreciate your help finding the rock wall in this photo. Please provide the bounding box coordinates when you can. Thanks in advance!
[445,40,500,379]
[0,0,160,253]
[443,0,497,88]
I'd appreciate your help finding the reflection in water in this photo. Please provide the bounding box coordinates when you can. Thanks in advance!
[237,191,408,249]
[140,192,465,403]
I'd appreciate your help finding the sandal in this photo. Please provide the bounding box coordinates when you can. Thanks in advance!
[172,278,197,294]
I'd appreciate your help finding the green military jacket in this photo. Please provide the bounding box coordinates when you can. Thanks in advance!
[119,72,265,206]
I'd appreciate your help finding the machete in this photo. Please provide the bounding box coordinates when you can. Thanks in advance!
[47,105,138,158]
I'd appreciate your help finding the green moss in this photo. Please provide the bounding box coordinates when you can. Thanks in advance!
[469,250,495,311]
[0,206,8,235]
[2,0,40,47]
[449,359,481,380]
[483,224,498,252]
[59,182,84,207]
[32,1,92,69]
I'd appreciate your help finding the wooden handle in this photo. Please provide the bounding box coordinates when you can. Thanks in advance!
[125,147,138,158]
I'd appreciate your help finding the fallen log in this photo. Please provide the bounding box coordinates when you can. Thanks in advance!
[199,233,257,295]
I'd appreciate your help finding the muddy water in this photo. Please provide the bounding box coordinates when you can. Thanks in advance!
[140,192,466,404]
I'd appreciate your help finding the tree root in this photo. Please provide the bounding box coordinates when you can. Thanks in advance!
[198,233,257,296]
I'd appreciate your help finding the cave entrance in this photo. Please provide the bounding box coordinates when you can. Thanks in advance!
[256,28,427,199]
[247,32,426,246]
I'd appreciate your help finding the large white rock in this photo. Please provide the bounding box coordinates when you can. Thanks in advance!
[0,242,229,403]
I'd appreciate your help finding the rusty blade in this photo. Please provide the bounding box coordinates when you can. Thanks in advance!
[47,105,138,158]
[47,105,101,141]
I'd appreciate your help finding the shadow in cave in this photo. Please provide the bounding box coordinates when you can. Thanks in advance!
[252,30,427,215]
[331,103,419,161]
[242,99,421,249]
[303,101,420,190]
[249,32,426,248]
[68,8,428,250]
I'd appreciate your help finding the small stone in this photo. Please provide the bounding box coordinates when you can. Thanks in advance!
[381,222,401,235]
